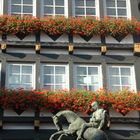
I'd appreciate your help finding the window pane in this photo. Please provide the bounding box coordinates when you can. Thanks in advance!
[55,7,64,14]
[44,75,54,84]
[44,85,54,90]
[107,8,116,16]
[109,67,119,75]
[118,9,126,16]
[86,8,95,15]
[55,85,63,90]
[77,76,85,84]
[12,0,21,4]
[91,76,99,84]
[88,67,98,75]
[122,86,129,90]
[110,77,120,85]
[117,0,126,7]
[77,85,87,90]
[44,7,53,14]
[44,66,54,74]
[21,75,32,83]
[55,0,64,6]
[11,5,21,13]
[22,66,32,74]
[89,85,99,91]
[23,0,32,4]
[23,6,32,13]
[77,67,86,75]
[55,67,65,74]
[86,0,95,7]
[121,68,130,76]
[75,8,85,15]
[110,86,121,91]
[44,0,53,5]
[10,65,20,73]
[9,75,20,84]
[75,0,84,6]
[106,0,115,7]
[121,77,131,85]
[55,76,65,84]
[22,84,32,89]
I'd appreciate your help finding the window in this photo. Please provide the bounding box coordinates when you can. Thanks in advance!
[104,0,131,18]
[41,64,69,91]
[6,63,35,89]
[74,65,102,91]
[107,65,136,91]
[41,0,68,17]
[73,0,99,17]
[9,0,36,16]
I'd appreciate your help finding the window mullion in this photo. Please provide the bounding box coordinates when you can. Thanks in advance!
[53,0,55,16]
[20,64,22,85]
[84,0,86,17]
[115,0,118,18]
[54,66,55,91]
[21,0,23,16]
[119,67,122,91]
[86,66,89,90]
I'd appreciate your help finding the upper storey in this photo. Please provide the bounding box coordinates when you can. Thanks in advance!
[0,0,140,20]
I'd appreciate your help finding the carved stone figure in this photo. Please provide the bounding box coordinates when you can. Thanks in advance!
[50,110,86,140]
[50,102,110,140]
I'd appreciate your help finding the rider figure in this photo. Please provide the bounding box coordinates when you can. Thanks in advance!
[77,101,110,140]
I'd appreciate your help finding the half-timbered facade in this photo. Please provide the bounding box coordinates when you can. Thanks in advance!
[0,0,140,140]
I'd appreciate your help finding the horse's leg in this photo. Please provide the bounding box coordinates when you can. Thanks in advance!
[58,134,68,140]
[50,131,64,140]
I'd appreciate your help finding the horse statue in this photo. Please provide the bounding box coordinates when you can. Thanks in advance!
[50,102,110,140]
[49,110,86,140]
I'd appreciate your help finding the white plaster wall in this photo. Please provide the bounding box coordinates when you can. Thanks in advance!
[110,110,139,118]
[40,32,69,43]
[40,48,68,54]
[73,35,101,43]
[106,50,133,56]
[106,34,133,44]
[73,49,101,55]
[110,124,140,130]
[7,34,35,42]
[4,109,35,117]
[6,48,35,54]
[3,123,34,130]
[40,110,53,117]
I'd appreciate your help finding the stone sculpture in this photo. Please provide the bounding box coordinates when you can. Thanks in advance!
[50,101,110,140]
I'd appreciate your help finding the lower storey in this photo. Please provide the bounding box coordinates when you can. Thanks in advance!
[0,130,140,140]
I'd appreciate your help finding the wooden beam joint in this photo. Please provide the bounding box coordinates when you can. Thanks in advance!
[68,44,74,54]
[35,43,41,54]
[1,43,7,53]
[101,45,107,55]
[34,120,40,130]
[134,43,140,54]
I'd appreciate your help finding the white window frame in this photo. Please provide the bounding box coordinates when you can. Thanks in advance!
[6,63,35,90]
[41,64,69,91]
[72,0,100,18]
[104,0,131,19]
[41,0,68,17]
[107,65,136,91]
[8,0,36,17]
[74,65,103,91]
[0,0,4,15]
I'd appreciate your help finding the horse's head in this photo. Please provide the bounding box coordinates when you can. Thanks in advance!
[53,115,63,131]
